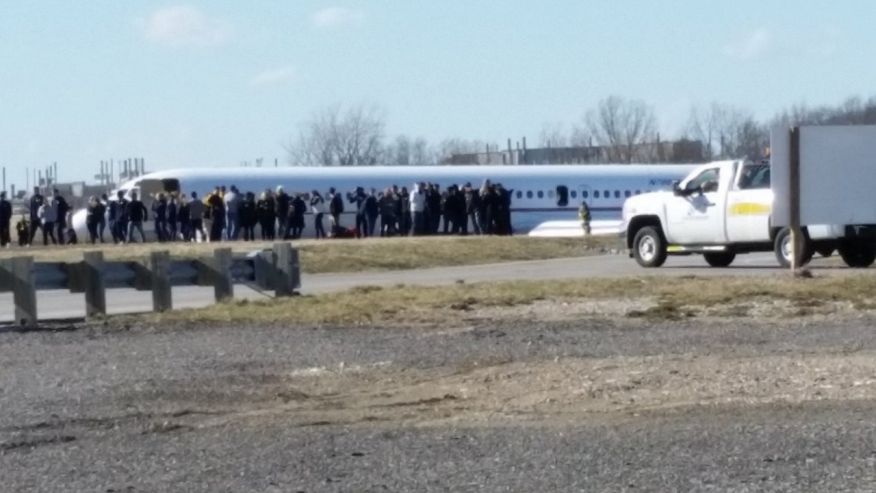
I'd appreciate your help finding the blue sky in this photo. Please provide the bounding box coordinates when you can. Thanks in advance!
[2,1,875,188]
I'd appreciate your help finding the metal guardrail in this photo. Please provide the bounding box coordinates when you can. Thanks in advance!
[0,243,301,327]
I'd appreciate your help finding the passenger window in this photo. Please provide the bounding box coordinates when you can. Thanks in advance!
[594,191,600,199]
[537,191,544,199]
[603,190,609,198]
[614,190,620,199]
[624,190,631,198]
[738,164,771,190]
[635,190,641,195]
[526,191,533,199]
[582,190,588,199]
[516,191,522,199]
[570,190,577,199]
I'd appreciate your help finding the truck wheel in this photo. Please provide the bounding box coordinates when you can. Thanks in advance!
[774,227,813,268]
[633,226,667,268]
[704,252,736,267]
[838,240,876,268]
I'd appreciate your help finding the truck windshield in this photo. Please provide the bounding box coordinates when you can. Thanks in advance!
[738,164,770,190]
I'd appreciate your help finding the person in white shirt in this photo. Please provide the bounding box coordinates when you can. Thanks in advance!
[224,186,241,240]
[310,190,328,239]
[409,182,426,236]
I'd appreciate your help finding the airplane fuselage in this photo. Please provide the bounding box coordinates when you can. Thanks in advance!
[73,164,698,237]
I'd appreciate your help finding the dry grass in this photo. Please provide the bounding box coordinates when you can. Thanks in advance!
[142,274,876,327]
[0,236,620,274]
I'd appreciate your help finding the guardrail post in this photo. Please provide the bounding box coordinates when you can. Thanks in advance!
[83,252,106,318]
[213,247,233,302]
[150,251,172,312]
[272,243,298,297]
[12,257,37,328]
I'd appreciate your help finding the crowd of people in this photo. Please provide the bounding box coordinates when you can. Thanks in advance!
[0,181,515,247]
[0,187,76,248]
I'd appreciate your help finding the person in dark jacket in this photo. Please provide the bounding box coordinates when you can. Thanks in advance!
[365,188,380,237]
[379,188,397,237]
[497,184,513,235]
[51,189,70,243]
[399,186,411,236]
[177,194,191,241]
[289,193,307,239]
[167,194,178,241]
[207,187,225,242]
[28,187,45,245]
[126,191,149,243]
[347,187,369,238]
[328,187,344,234]
[109,191,128,244]
[257,190,276,240]
[481,183,498,235]
[97,193,108,242]
[16,215,30,247]
[426,183,442,234]
[239,192,257,241]
[85,196,102,244]
[0,191,11,247]
[275,187,290,239]
[463,182,480,235]
[152,193,168,242]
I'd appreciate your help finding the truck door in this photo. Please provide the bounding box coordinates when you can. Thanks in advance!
[665,166,727,244]
[725,163,772,243]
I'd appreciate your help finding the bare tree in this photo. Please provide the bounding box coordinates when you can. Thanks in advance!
[585,96,657,163]
[383,135,436,165]
[772,96,876,127]
[287,104,386,166]
[436,138,490,163]
[569,125,591,147]
[731,117,769,161]
[386,134,412,166]
[410,137,434,165]
[686,102,766,160]
[538,122,567,148]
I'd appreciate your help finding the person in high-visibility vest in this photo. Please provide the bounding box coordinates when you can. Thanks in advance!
[578,200,591,237]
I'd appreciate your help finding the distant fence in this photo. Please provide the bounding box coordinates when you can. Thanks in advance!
[0,243,301,327]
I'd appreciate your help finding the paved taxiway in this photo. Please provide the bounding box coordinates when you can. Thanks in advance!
[0,252,858,323]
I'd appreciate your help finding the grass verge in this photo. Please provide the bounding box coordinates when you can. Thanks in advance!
[141,274,876,327]
[0,236,620,274]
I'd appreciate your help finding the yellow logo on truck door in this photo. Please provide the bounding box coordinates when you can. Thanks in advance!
[729,202,771,216]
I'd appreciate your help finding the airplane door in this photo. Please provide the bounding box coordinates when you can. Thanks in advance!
[665,167,725,244]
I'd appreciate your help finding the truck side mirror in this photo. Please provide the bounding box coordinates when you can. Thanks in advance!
[672,181,683,196]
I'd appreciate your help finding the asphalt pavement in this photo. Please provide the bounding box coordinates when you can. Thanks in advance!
[0,252,856,323]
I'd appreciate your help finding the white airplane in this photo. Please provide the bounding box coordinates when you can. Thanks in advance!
[71,164,697,238]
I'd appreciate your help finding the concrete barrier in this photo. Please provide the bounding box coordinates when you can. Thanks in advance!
[0,243,301,327]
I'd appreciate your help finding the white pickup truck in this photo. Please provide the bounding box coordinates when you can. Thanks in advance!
[621,160,876,268]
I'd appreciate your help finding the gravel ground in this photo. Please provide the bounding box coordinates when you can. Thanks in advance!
[3,311,876,492]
